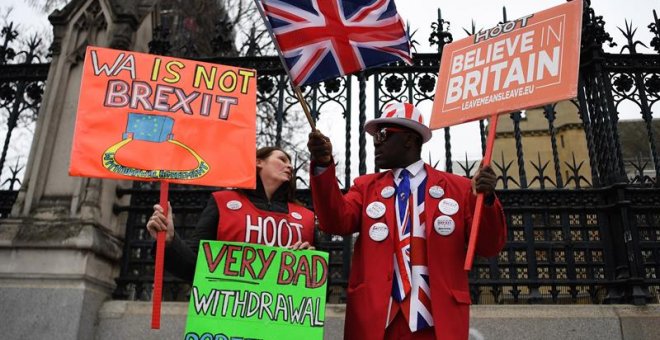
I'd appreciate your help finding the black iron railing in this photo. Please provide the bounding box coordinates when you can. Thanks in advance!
[112,182,660,304]
[0,20,49,199]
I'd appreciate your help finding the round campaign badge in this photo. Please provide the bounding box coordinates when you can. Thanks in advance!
[434,215,455,236]
[369,222,389,242]
[366,201,386,219]
[438,198,459,215]
[291,212,303,220]
[226,200,242,210]
[381,186,395,198]
[429,185,445,198]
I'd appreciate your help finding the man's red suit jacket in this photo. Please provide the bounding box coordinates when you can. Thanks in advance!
[311,162,507,340]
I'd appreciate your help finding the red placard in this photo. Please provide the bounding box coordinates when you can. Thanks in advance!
[70,46,257,188]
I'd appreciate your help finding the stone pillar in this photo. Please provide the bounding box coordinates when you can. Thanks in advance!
[0,0,154,339]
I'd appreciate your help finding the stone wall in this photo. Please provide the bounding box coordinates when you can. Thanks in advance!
[0,1,156,339]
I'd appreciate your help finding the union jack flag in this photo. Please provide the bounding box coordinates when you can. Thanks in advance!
[257,0,412,87]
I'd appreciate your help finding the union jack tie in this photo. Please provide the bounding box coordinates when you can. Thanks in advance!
[388,169,433,331]
[391,169,412,303]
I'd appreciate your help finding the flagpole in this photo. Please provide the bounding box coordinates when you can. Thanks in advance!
[464,113,499,270]
[253,0,316,130]
[292,86,316,129]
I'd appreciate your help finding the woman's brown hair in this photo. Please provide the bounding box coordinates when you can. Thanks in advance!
[256,146,298,203]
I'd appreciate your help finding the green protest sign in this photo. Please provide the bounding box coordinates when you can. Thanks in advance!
[184,241,329,340]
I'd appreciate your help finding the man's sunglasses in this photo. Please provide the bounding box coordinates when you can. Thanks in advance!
[373,126,409,143]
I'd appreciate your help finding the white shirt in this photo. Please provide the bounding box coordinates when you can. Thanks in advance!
[392,159,427,193]
[392,159,427,238]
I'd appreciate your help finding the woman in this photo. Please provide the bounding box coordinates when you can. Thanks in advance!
[146,146,315,282]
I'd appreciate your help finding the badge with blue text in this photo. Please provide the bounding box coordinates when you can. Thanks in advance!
[226,200,242,210]
[366,201,386,219]
[381,186,395,198]
[429,185,445,198]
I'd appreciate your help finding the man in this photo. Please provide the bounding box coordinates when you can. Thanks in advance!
[307,102,507,340]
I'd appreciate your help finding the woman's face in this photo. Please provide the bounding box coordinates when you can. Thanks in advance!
[257,150,293,185]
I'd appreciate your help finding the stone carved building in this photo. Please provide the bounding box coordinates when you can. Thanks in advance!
[0,1,156,338]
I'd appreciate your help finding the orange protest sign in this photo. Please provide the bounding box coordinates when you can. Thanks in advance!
[430,0,583,129]
[70,46,257,188]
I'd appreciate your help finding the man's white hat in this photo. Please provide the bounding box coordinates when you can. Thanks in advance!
[364,102,432,143]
